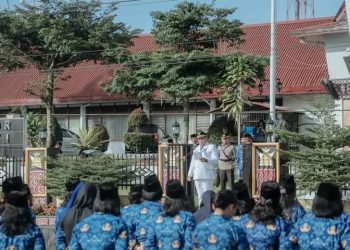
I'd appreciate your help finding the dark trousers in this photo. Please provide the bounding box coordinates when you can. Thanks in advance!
[242,145,252,194]
[219,169,234,190]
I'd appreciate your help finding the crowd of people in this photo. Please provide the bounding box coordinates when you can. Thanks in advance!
[0,172,349,250]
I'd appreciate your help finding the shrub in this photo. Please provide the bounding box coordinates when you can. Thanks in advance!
[25,113,62,147]
[208,115,237,145]
[124,132,155,152]
[127,108,149,132]
[32,202,56,216]
[46,155,134,197]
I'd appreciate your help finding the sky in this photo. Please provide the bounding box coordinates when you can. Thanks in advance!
[1,0,344,33]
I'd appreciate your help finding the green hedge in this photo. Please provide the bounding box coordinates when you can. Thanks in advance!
[123,132,155,152]
[127,108,149,131]
[47,155,133,197]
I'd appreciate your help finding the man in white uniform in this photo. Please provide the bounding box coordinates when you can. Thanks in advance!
[187,132,219,205]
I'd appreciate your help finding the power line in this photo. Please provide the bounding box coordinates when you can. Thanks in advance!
[8,0,180,14]
[0,40,332,76]
[0,32,328,60]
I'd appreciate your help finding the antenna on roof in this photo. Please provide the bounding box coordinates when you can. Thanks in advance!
[286,0,315,20]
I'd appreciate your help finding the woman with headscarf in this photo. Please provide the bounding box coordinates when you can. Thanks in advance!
[0,176,45,249]
[194,190,215,224]
[54,178,82,249]
[56,183,97,250]
[242,181,290,249]
[144,179,196,250]
[288,183,350,249]
[69,182,129,250]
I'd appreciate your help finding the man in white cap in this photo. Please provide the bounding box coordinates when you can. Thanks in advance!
[187,131,219,205]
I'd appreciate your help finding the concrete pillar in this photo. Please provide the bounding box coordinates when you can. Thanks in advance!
[80,105,86,130]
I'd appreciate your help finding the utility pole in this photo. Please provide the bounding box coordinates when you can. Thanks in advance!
[270,0,277,142]
[295,0,300,19]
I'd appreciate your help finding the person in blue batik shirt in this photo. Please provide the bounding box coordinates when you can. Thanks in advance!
[144,179,196,250]
[56,183,97,250]
[279,175,305,227]
[131,174,164,249]
[194,190,215,224]
[54,178,81,238]
[23,184,37,222]
[231,181,255,250]
[0,176,45,250]
[194,189,239,250]
[121,184,144,248]
[288,183,350,250]
[235,133,253,192]
[243,181,290,250]
[69,182,129,250]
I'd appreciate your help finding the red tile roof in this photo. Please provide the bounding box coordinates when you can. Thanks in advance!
[0,17,333,106]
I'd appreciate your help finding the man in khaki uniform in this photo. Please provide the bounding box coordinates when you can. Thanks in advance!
[217,134,236,190]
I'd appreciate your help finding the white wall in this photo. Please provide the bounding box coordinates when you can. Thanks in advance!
[283,94,328,131]
[324,33,350,79]
[323,33,350,126]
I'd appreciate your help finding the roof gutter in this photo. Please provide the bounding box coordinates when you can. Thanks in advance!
[299,37,325,46]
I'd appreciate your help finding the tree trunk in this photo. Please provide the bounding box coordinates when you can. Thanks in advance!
[45,104,53,147]
[46,71,55,147]
[183,100,190,144]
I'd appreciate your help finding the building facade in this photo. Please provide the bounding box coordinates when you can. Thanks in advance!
[0,18,332,152]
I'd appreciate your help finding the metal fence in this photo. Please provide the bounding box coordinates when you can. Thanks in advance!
[0,157,25,186]
[62,153,159,189]
[112,153,158,189]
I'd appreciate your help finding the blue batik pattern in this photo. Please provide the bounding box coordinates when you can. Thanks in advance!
[0,224,45,250]
[289,204,306,225]
[54,207,65,250]
[235,144,244,179]
[132,200,163,245]
[121,204,141,233]
[339,212,350,225]
[55,225,68,250]
[194,213,239,250]
[288,212,350,250]
[243,215,290,250]
[231,214,250,250]
[69,212,129,250]
[144,211,196,250]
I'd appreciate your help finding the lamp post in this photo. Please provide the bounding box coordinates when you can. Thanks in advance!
[265,116,275,142]
[258,78,282,96]
[269,0,277,142]
[39,127,47,147]
[172,120,180,144]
